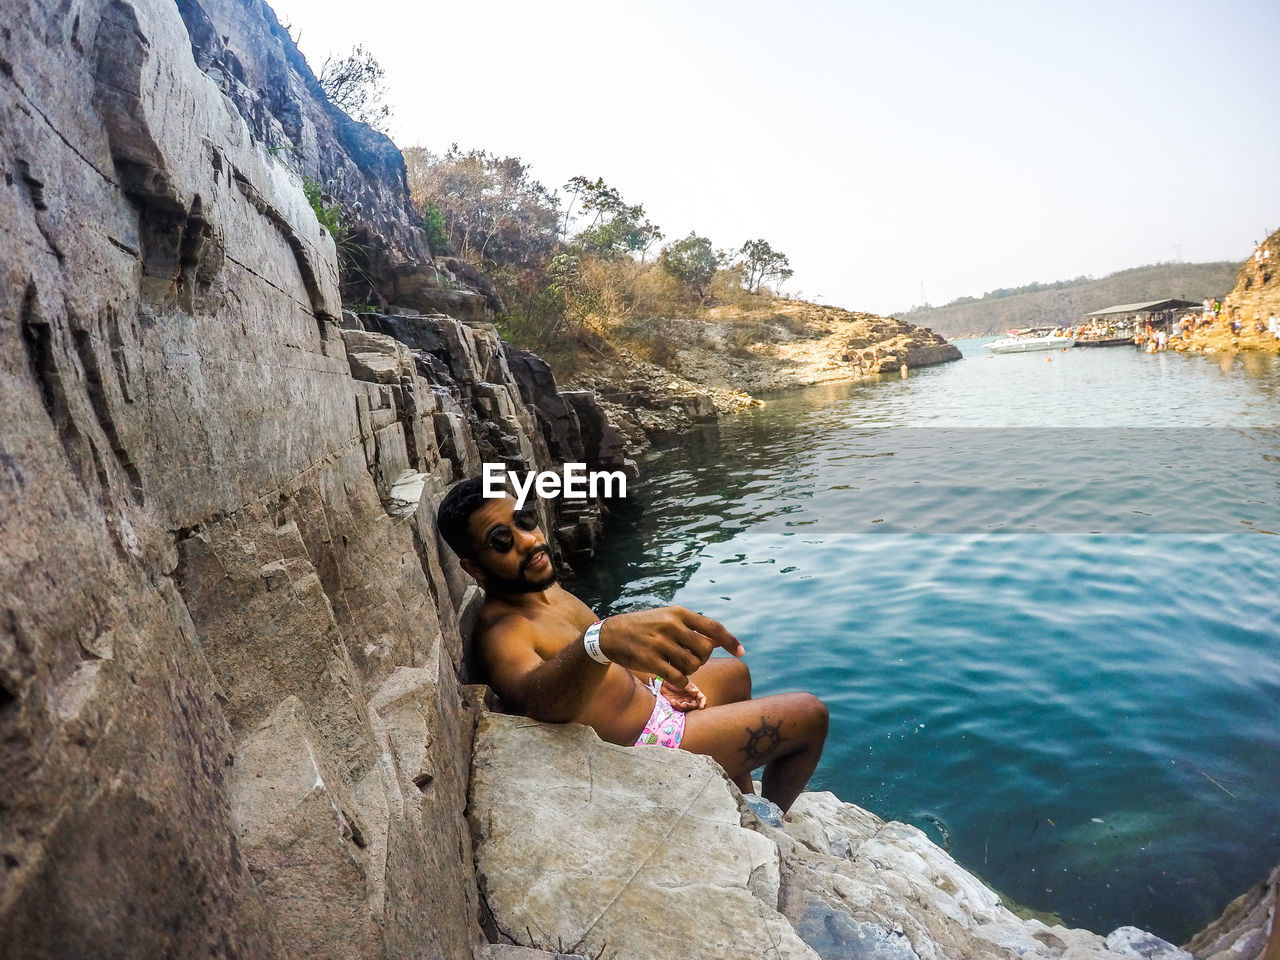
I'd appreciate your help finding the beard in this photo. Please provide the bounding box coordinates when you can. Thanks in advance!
[482,546,559,596]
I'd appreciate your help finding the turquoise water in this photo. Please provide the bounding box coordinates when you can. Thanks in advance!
[572,339,1280,941]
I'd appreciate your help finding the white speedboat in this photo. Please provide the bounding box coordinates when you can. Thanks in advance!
[987,329,1076,354]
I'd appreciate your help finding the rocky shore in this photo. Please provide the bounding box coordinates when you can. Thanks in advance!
[1175,322,1280,356]
[469,713,1205,960]
[559,301,961,451]
[0,1,1273,958]
[656,300,962,395]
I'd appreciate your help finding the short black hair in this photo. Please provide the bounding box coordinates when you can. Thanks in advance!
[437,476,505,557]
[437,477,488,557]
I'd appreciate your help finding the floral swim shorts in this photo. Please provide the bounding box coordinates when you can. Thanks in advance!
[634,690,686,749]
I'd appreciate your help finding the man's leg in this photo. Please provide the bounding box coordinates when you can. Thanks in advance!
[688,657,751,706]
[686,658,755,793]
[680,692,828,814]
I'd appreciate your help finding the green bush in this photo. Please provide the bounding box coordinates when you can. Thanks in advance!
[302,177,343,236]
[420,199,449,253]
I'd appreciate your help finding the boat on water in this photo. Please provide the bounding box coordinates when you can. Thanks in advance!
[987,328,1076,354]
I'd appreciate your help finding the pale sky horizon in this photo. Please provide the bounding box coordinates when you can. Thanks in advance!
[268,0,1280,315]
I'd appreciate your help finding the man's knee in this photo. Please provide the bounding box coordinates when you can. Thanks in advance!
[729,657,752,700]
[792,692,828,741]
[808,693,829,731]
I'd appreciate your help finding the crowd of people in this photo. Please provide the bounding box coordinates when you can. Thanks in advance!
[1065,319,1129,341]
[1037,296,1278,355]
[1128,296,1280,353]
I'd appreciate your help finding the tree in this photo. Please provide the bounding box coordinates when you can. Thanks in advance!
[318,44,392,131]
[562,176,663,260]
[739,238,794,294]
[658,232,718,301]
[404,146,561,267]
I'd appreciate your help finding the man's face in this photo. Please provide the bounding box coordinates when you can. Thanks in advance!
[463,495,557,595]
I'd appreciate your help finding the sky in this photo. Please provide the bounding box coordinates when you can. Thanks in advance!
[268,0,1280,315]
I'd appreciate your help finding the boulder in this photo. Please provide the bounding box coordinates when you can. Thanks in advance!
[771,791,1191,960]
[1182,864,1280,960]
[469,713,816,960]
[342,329,415,383]
[901,340,963,368]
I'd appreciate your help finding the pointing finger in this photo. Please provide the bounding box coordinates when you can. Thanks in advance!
[681,609,744,657]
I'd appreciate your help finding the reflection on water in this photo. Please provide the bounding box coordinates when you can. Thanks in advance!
[570,341,1280,941]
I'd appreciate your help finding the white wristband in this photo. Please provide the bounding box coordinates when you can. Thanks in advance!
[583,620,610,664]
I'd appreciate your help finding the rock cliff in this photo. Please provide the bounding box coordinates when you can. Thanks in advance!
[1183,865,1280,960]
[1225,228,1280,323]
[0,0,619,955]
[173,0,495,317]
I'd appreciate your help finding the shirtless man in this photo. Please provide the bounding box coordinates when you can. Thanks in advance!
[437,477,828,813]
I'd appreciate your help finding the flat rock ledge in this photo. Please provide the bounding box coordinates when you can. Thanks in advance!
[469,713,1192,960]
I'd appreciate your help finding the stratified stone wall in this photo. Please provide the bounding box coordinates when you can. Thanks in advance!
[0,1,620,955]
[173,0,497,316]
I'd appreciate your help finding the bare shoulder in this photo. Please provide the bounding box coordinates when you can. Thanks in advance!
[473,603,541,657]
[471,586,597,684]
[470,606,548,704]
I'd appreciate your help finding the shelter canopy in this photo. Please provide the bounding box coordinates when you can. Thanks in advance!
[1084,299,1201,318]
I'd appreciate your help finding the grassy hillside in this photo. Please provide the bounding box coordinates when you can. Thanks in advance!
[896,262,1240,337]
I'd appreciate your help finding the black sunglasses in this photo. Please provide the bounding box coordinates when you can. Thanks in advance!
[479,506,540,554]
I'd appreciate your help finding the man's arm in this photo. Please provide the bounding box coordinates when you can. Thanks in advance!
[481,615,609,723]
[481,607,744,724]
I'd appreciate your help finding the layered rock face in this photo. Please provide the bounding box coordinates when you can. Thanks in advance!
[174,0,496,316]
[0,1,619,955]
[1183,865,1280,960]
[3,2,1271,958]
[841,315,962,372]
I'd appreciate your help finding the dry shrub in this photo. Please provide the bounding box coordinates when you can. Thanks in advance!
[534,324,615,379]
[640,335,681,368]
[615,317,682,371]
[632,265,691,318]
[575,255,642,328]
[709,265,769,310]
[726,320,772,358]
[772,309,821,337]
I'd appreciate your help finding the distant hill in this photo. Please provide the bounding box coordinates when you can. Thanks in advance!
[895,262,1240,338]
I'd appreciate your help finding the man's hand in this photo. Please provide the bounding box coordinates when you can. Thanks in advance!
[599,606,743,688]
[661,679,706,712]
